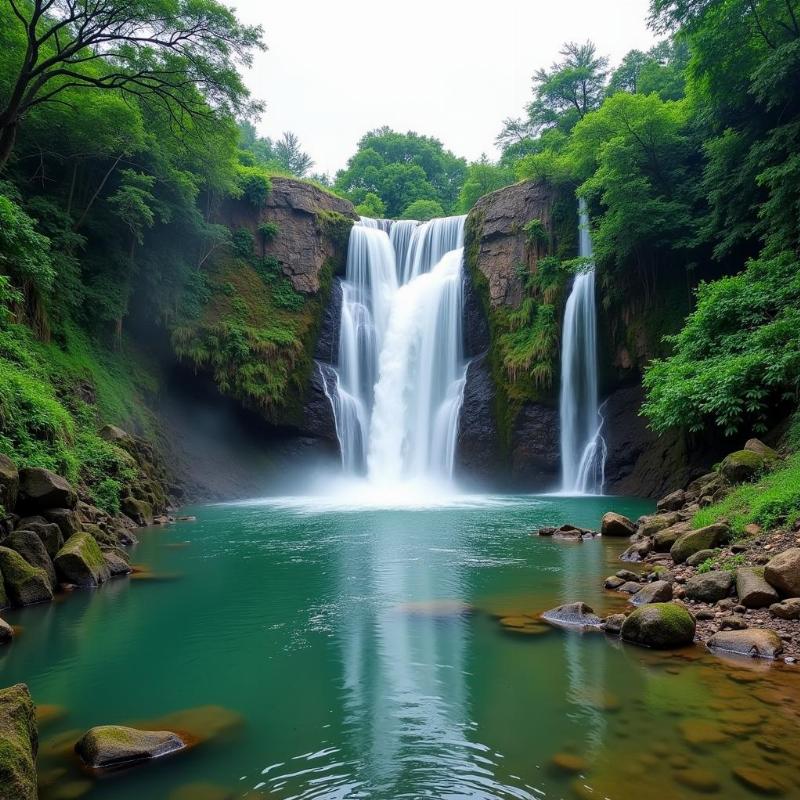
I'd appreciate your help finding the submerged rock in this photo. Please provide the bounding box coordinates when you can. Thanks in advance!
[54,532,111,587]
[0,546,53,605]
[600,512,636,537]
[670,524,731,564]
[16,467,77,512]
[620,603,696,649]
[707,629,784,660]
[0,683,38,800]
[630,580,673,606]
[542,602,602,629]
[733,766,788,796]
[684,571,734,603]
[736,567,779,608]
[75,725,186,770]
[764,548,800,597]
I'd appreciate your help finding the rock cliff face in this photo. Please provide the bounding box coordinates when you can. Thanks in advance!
[457,179,710,496]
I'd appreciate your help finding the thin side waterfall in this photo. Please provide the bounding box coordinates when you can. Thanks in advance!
[327,215,467,484]
[559,199,607,494]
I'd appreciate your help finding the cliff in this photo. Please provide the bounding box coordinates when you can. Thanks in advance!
[169,178,357,450]
[458,178,710,497]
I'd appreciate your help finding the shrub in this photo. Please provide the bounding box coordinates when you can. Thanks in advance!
[231,227,254,259]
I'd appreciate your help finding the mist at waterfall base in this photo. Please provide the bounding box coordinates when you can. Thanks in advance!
[558,199,607,496]
[316,214,470,505]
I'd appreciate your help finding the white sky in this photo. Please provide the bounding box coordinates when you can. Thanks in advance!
[231,0,657,177]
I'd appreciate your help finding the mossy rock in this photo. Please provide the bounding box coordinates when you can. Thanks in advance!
[54,533,110,587]
[621,602,696,649]
[670,524,731,564]
[7,530,56,589]
[719,450,766,484]
[0,683,38,800]
[75,725,186,770]
[121,496,153,527]
[0,546,53,606]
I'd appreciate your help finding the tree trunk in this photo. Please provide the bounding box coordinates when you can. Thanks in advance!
[0,123,18,171]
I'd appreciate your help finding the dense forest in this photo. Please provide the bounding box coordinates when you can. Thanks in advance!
[0,0,798,510]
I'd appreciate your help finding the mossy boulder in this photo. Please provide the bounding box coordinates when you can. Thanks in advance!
[652,523,690,552]
[0,683,38,800]
[639,513,682,538]
[620,602,696,649]
[0,453,19,511]
[75,725,186,770]
[600,512,636,537]
[670,524,731,564]
[121,496,153,527]
[0,546,53,605]
[744,438,779,460]
[16,467,77,512]
[719,450,766,484]
[54,532,110,587]
[7,530,56,589]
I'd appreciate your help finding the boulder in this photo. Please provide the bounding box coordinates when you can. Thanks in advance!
[16,467,77,512]
[618,581,642,594]
[75,725,186,770]
[541,602,602,629]
[0,546,53,605]
[42,508,81,539]
[603,614,626,636]
[670,524,732,564]
[656,490,685,512]
[736,567,779,608]
[0,683,38,800]
[639,513,682,538]
[19,522,64,560]
[0,569,7,609]
[764,548,800,597]
[630,580,673,606]
[604,575,625,589]
[620,603,696,649]
[707,629,784,659]
[600,512,636,537]
[6,530,56,588]
[653,524,690,552]
[121,496,153,527]
[54,532,110,587]
[686,472,719,497]
[0,453,19,511]
[769,598,800,620]
[744,438,779,460]
[104,550,132,576]
[620,541,651,562]
[686,548,717,567]
[719,450,765,484]
[684,571,735,603]
[0,616,13,644]
[98,424,131,443]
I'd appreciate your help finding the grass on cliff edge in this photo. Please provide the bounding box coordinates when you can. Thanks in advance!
[693,450,800,537]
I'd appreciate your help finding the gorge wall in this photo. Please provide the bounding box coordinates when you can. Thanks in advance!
[457,178,711,497]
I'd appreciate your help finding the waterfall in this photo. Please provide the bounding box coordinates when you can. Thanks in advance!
[328,215,467,484]
[559,199,607,494]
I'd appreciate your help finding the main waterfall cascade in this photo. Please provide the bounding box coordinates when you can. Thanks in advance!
[559,199,607,494]
[325,215,468,485]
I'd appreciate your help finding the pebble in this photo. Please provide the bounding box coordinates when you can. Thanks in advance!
[733,766,787,795]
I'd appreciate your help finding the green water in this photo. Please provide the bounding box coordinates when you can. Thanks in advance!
[2,493,800,800]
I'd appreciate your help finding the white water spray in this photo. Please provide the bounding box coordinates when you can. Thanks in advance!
[559,200,607,494]
[328,215,467,485]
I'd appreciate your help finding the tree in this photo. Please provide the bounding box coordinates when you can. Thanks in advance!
[355,192,385,218]
[0,0,264,169]
[273,131,313,177]
[335,128,466,216]
[457,156,515,212]
[401,199,444,220]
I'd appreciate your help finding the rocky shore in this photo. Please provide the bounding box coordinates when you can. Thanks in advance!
[539,438,800,662]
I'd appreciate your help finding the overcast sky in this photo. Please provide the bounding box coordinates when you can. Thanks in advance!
[230,0,658,177]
